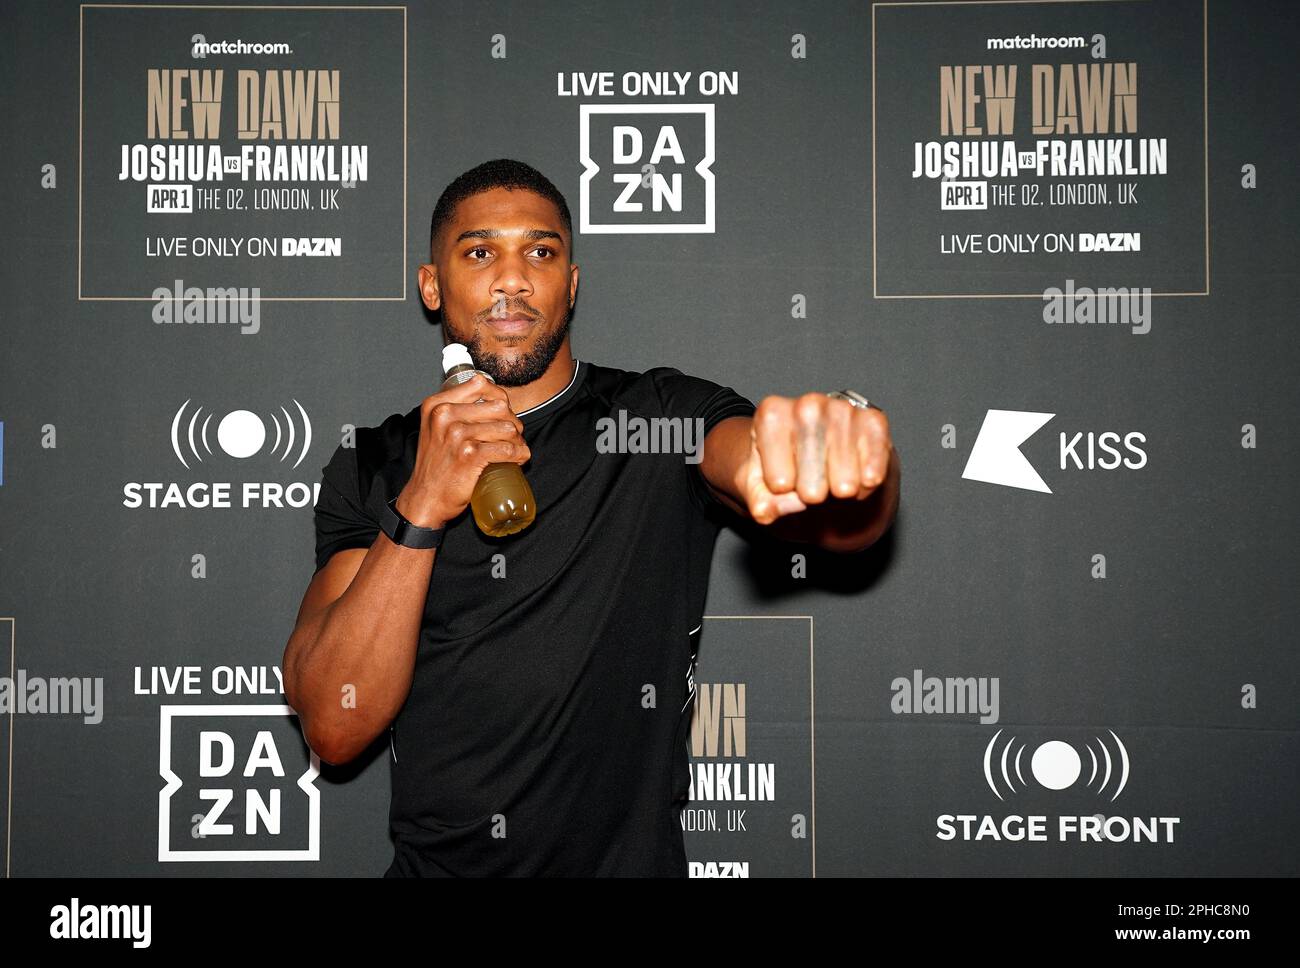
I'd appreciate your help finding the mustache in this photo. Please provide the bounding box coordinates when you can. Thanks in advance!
[485,296,540,320]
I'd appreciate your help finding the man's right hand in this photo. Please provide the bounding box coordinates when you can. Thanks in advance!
[394,372,532,528]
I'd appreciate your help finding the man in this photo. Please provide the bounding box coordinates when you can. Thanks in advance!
[282,159,900,876]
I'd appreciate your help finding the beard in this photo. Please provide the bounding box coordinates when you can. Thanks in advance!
[447,303,572,387]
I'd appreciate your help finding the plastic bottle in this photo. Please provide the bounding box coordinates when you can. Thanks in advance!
[441,343,537,536]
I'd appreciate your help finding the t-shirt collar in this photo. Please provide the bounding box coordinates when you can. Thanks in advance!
[518,359,586,429]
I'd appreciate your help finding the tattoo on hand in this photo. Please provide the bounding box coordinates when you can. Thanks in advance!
[798,418,825,493]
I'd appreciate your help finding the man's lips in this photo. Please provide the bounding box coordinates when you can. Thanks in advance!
[485,315,536,333]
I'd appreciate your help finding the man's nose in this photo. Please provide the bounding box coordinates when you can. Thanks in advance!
[491,250,535,297]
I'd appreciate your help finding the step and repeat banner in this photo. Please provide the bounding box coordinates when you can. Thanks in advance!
[0,0,1296,877]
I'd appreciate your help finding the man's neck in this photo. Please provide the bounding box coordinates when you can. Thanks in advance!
[502,345,577,415]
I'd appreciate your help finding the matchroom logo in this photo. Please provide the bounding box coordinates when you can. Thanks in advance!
[936,727,1181,845]
[871,0,1209,297]
[80,4,407,300]
[579,104,716,233]
[158,705,320,862]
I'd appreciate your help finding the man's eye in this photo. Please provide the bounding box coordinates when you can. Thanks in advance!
[531,247,553,258]
[468,246,489,259]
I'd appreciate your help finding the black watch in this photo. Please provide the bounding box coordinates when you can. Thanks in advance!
[380,497,446,550]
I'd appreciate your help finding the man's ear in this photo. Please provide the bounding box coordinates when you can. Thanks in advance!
[569,262,579,308]
[418,264,441,311]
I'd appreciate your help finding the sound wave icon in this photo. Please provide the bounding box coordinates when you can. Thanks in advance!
[982,729,1130,801]
[170,399,312,469]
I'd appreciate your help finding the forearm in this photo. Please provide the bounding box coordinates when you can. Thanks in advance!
[285,533,436,764]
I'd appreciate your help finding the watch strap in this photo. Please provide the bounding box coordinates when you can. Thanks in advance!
[380,497,445,549]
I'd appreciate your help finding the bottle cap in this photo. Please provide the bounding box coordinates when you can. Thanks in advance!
[442,343,474,375]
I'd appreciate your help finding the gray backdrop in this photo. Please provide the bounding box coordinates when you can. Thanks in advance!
[0,0,1296,876]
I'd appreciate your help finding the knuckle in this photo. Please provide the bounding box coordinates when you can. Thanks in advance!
[795,393,824,419]
[756,402,786,428]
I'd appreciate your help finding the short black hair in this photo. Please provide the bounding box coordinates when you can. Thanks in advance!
[429,158,573,257]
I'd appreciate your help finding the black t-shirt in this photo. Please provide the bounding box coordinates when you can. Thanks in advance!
[311,359,756,876]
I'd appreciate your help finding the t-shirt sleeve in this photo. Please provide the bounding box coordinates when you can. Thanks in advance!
[312,439,381,574]
[649,367,757,516]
